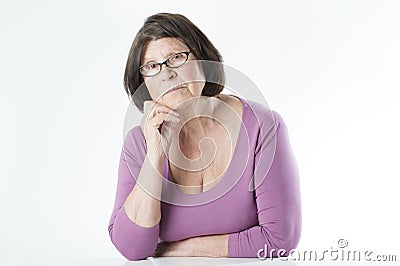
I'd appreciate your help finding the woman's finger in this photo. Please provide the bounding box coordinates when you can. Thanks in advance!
[141,101,180,138]
[144,103,179,123]
[144,100,178,116]
[152,105,179,118]
[154,101,180,115]
[147,112,179,128]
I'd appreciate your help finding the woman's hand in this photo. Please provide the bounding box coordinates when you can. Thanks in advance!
[141,100,180,160]
[152,234,229,258]
[152,238,197,257]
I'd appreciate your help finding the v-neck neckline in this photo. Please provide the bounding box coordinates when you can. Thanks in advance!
[165,95,248,196]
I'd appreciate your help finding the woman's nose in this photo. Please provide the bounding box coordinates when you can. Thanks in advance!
[159,67,177,81]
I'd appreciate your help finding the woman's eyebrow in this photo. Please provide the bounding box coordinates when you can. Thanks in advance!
[142,57,156,65]
[142,49,186,65]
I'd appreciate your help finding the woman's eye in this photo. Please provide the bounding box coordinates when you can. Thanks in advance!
[171,54,183,61]
[145,63,156,69]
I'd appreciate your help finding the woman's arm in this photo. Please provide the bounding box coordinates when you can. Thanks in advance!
[228,110,302,258]
[108,127,164,261]
[152,234,229,258]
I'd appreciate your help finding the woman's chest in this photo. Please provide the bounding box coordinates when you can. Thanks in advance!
[159,177,259,242]
[169,132,234,194]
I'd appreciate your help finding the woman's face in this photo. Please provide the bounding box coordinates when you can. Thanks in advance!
[141,37,205,109]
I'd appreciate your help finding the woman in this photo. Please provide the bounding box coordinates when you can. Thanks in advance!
[108,13,301,261]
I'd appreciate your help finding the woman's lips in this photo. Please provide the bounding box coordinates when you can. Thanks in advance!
[165,85,185,95]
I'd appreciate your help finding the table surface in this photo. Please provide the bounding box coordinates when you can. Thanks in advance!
[2,257,397,266]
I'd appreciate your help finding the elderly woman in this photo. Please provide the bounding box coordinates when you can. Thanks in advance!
[108,13,301,261]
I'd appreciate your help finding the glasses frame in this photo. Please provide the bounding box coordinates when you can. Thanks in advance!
[139,51,192,77]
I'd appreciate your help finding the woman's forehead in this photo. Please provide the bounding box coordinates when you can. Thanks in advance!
[142,37,189,63]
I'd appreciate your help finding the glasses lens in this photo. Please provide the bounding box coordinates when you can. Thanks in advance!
[140,63,160,76]
[167,53,188,68]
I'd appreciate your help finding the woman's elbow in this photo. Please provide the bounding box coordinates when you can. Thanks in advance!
[280,233,301,256]
[271,222,301,256]
[108,227,155,261]
[279,206,302,254]
[111,239,155,261]
[261,217,301,257]
[121,250,152,261]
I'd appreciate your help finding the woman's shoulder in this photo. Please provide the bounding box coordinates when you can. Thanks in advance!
[235,96,285,128]
[215,94,243,119]
[216,94,287,132]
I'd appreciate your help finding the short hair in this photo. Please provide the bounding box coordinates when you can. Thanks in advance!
[123,13,225,112]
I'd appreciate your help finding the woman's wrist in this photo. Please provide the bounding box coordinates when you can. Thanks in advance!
[146,149,166,166]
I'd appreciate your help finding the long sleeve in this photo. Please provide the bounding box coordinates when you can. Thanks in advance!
[107,126,160,261]
[228,110,302,258]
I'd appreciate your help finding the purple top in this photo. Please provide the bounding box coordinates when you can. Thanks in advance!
[108,96,302,260]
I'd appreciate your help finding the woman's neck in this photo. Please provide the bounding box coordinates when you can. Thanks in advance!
[173,96,220,139]
[179,116,216,141]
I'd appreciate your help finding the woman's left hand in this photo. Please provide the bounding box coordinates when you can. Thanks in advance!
[152,238,198,257]
[152,234,229,258]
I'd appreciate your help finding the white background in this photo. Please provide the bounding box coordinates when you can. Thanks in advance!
[1,0,399,262]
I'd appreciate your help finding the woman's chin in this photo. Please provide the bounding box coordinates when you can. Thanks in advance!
[162,94,192,110]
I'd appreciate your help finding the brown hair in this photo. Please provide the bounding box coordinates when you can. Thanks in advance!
[123,13,225,112]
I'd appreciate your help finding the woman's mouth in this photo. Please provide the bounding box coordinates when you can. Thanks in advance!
[165,85,185,95]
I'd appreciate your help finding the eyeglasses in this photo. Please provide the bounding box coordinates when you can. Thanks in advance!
[139,51,192,77]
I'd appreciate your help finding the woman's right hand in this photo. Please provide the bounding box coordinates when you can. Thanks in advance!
[141,100,180,160]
